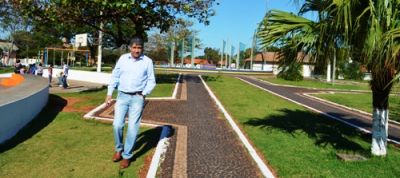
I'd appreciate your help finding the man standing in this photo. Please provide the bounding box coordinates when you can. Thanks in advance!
[61,61,69,88]
[105,36,156,169]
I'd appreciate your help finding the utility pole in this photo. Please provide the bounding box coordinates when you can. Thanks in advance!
[236,42,240,69]
[191,35,195,68]
[220,40,225,69]
[332,48,336,85]
[181,39,184,68]
[97,11,103,73]
[250,29,256,70]
[225,39,229,68]
[170,41,175,67]
[327,59,331,82]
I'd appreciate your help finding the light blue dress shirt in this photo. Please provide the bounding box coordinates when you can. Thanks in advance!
[107,53,156,96]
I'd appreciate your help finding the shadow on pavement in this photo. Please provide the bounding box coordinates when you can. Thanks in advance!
[244,108,369,153]
[131,125,174,161]
[0,94,67,153]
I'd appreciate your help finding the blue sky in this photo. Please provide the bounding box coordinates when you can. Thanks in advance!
[193,0,306,55]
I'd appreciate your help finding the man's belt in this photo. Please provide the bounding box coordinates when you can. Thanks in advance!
[121,91,142,95]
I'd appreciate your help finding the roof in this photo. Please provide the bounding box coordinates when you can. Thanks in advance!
[0,41,19,51]
[182,58,209,65]
[244,52,311,63]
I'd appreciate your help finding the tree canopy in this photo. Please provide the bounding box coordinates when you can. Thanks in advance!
[9,0,217,47]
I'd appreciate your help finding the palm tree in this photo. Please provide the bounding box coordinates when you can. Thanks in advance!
[258,0,400,156]
[342,0,400,156]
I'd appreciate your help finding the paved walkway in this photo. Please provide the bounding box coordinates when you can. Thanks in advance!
[143,75,261,177]
[48,79,105,94]
[237,76,400,142]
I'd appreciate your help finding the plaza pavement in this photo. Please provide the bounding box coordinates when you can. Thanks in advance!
[48,79,106,94]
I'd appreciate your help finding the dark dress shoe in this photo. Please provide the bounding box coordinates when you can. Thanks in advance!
[112,152,122,162]
[120,159,130,169]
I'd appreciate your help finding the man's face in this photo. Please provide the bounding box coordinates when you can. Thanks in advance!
[130,43,143,58]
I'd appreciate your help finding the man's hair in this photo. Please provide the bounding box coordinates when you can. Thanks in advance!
[129,36,144,46]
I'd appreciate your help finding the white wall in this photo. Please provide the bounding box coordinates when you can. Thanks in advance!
[302,65,314,78]
[252,64,275,71]
[251,63,314,77]
[43,69,111,85]
[0,76,49,144]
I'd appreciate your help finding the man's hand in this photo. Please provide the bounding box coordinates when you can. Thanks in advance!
[105,95,112,105]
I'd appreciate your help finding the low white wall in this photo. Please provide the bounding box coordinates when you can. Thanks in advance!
[43,69,111,85]
[302,65,314,78]
[0,76,49,144]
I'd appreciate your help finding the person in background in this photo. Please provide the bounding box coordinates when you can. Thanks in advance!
[14,59,22,74]
[28,63,36,75]
[19,65,26,74]
[48,63,53,87]
[105,36,156,169]
[57,71,63,86]
[61,61,69,89]
[36,63,44,76]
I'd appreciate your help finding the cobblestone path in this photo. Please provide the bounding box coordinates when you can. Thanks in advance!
[143,75,261,177]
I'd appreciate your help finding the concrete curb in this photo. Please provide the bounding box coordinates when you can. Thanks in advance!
[83,103,171,178]
[258,78,371,93]
[303,92,400,126]
[146,125,170,178]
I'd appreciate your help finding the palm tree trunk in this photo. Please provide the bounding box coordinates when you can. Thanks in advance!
[371,91,389,156]
[371,71,393,156]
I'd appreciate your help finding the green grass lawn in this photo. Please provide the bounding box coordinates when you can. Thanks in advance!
[70,66,113,72]
[258,76,371,91]
[311,92,400,122]
[0,92,161,177]
[0,67,14,74]
[149,73,178,97]
[85,73,178,98]
[204,75,400,177]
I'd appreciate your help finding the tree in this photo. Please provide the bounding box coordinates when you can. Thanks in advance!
[12,30,62,59]
[10,0,217,47]
[145,18,201,64]
[145,33,169,62]
[203,47,219,64]
[0,1,30,64]
[258,0,400,156]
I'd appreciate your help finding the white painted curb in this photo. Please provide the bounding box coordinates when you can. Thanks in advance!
[303,92,400,126]
[238,77,400,145]
[83,103,171,177]
[199,75,275,178]
[146,126,170,178]
[257,78,371,93]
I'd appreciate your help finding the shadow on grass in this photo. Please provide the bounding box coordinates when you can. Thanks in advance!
[0,94,67,153]
[131,125,174,161]
[201,75,222,82]
[79,85,108,93]
[156,73,182,84]
[244,108,369,153]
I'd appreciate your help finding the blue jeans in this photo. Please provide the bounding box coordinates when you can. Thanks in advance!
[113,91,145,159]
[61,75,68,88]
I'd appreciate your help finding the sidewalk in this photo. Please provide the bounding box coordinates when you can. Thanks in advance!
[48,79,106,94]
[143,75,261,177]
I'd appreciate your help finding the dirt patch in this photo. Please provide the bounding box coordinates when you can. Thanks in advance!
[62,97,95,113]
